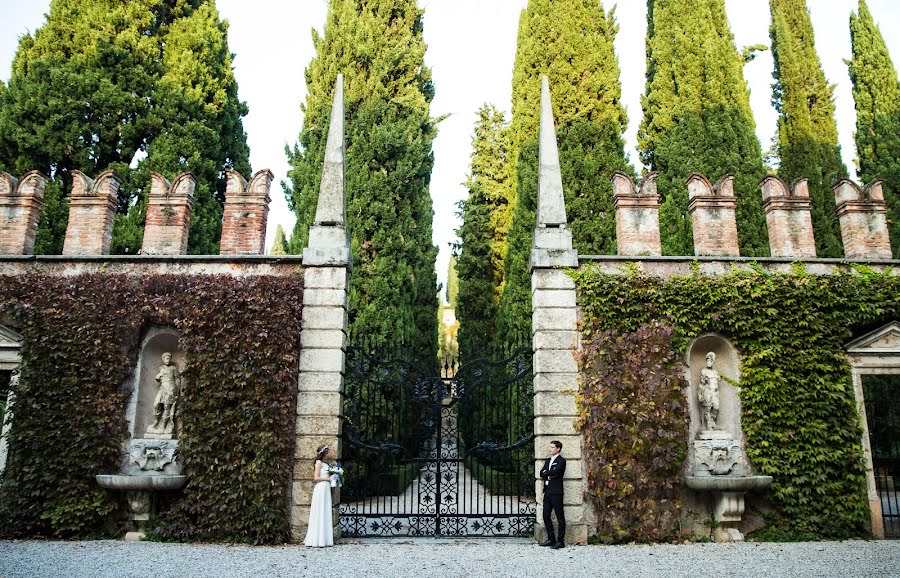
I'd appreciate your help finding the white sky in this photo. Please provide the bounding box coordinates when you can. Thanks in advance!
[2,0,899,292]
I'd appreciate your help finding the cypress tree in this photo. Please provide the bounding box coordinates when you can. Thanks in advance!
[639,0,769,257]
[270,224,289,255]
[285,0,438,355]
[849,0,900,257]
[0,0,249,255]
[770,0,847,257]
[446,255,459,309]
[498,0,630,343]
[455,105,510,357]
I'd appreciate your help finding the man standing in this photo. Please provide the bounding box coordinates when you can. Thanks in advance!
[539,440,566,549]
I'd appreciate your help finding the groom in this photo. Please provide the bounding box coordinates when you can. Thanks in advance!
[539,440,566,549]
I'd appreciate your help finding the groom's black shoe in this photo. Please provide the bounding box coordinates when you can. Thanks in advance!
[551,542,565,549]
[540,539,556,547]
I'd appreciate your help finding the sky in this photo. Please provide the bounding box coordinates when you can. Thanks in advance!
[2,0,899,295]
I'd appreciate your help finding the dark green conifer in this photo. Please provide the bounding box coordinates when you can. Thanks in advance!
[285,0,438,354]
[770,0,847,257]
[849,0,900,257]
[455,105,510,356]
[639,0,769,256]
[270,224,289,255]
[498,0,631,343]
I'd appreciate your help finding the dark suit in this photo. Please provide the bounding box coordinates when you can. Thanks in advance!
[539,455,566,543]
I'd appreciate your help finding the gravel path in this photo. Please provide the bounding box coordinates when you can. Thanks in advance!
[1,539,898,577]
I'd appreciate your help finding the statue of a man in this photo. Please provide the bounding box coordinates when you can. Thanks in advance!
[698,351,720,431]
[148,352,181,436]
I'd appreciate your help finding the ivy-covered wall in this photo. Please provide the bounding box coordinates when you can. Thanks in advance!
[573,263,900,540]
[0,273,303,543]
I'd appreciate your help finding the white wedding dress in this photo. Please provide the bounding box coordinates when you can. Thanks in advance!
[303,460,334,547]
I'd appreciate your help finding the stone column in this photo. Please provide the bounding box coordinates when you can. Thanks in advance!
[612,171,661,256]
[760,176,816,258]
[291,74,352,542]
[220,169,274,255]
[530,76,587,545]
[0,171,48,255]
[687,173,740,257]
[833,178,893,260]
[141,172,196,255]
[62,169,122,255]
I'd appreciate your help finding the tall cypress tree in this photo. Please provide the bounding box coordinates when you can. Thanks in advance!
[639,0,768,257]
[849,0,900,257]
[270,224,289,255]
[770,0,847,257]
[497,0,630,343]
[455,105,510,357]
[285,0,438,355]
[0,0,249,255]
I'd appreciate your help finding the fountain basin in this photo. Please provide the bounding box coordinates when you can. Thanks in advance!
[685,475,772,492]
[96,474,187,491]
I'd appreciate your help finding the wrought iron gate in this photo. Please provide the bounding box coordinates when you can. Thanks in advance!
[338,341,536,537]
[863,374,899,538]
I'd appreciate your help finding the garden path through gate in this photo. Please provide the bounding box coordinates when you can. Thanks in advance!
[338,340,536,537]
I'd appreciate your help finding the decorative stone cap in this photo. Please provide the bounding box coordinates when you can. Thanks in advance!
[0,172,18,196]
[612,171,659,208]
[0,171,49,201]
[688,173,736,210]
[149,172,197,207]
[833,178,886,211]
[70,169,122,202]
[225,168,273,201]
[760,175,812,212]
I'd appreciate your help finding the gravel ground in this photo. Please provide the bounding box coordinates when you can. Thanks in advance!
[1,538,898,577]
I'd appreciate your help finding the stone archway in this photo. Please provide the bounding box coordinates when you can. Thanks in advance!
[0,323,23,473]
[847,321,900,539]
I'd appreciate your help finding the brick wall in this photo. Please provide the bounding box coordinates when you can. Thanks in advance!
[141,172,196,255]
[834,179,893,260]
[0,171,48,255]
[688,173,740,257]
[62,169,122,256]
[760,176,816,258]
[220,169,273,255]
[612,171,661,256]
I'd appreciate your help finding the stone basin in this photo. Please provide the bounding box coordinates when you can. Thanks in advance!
[96,474,187,491]
[684,475,772,492]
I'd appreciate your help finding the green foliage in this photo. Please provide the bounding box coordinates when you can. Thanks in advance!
[577,320,688,543]
[849,0,900,257]
[573,265,898,539]
[270,224,289,255]
[285,0,437,356]
[499,0,630,344]
[770,0,847,258]
[455,105,510,356]
[0,274,303,543]
[445,255,459,308]
[0,0,250,255]
[640,0,768,256]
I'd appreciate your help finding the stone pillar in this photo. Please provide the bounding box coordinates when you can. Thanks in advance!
[530,76,587,545]
[0,171,48,255]
[687,173,740,257]
[760,176,816,258]
[833,178,893,260]
[612,171,661,256]
[220,169,274,255]
[291,74,352,542]
[62,169,122,255]
[141,172,195,255]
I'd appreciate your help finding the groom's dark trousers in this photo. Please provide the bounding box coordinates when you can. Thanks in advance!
[540,456,566,543]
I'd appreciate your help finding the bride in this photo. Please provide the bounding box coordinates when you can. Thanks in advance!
[304,444,335,547]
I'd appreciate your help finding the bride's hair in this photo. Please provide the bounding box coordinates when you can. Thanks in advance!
[315,444,329,461]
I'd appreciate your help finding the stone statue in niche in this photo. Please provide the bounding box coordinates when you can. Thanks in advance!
[698,351,720,431]
[146,352,181,438]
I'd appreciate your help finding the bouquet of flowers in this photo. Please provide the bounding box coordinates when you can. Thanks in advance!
[326,463,344,488]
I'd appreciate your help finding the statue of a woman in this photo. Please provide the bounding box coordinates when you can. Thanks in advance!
[698,352,720,431]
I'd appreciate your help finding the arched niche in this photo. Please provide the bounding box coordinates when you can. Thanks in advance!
[685,334,743,446]
[125,327,184,439]
[0,322,22,474]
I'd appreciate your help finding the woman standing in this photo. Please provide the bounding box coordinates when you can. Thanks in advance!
[304,444,334,547]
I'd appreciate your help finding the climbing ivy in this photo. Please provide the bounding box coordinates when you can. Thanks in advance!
[0,274,303,543]
[573,264,898,539]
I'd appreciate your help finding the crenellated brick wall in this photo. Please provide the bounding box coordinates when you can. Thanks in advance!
[220,169,273,255]
[760,176,816,258]
[62,169,122,256]
[688,173,740,257]
[141,172,196,255]
[0,171,49,255]
[833,178,893,260]
[612,171,661,256]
